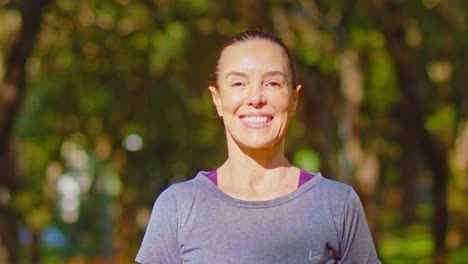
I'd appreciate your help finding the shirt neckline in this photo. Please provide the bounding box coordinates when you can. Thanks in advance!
[194,170,324,208]
[206,169,315,188]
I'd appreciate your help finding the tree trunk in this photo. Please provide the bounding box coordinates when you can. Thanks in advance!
[364,2,449,263]
[401,125,419,223]
[299,65,341,179]
[384,22,448,264]
[0,146,20,264]
[0,1,49,263]
[31,229,40,264]
[389,23,449,264]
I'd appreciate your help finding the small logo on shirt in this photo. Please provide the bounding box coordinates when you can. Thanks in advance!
[308,251,324,262]
[308,242,340,263]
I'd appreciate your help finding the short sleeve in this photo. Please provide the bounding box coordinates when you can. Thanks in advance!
[135,187,182,264]
[339,189,381,264]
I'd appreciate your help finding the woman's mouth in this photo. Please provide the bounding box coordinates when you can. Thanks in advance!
[239,114,273,127]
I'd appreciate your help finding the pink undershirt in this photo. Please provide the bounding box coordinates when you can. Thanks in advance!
[206,169,315,188]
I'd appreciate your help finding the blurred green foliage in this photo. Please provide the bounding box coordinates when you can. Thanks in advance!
[0,0,466,263]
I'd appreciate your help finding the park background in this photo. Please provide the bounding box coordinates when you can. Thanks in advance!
[0,0,467,263]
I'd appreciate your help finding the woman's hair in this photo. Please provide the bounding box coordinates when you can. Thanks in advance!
[213,29,297,88]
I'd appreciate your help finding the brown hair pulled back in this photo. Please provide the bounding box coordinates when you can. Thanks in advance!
[213,29,297,88]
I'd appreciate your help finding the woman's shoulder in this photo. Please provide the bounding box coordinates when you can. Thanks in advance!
[158,171,211,200]
[317,175,353,191]
[313,174,356,203]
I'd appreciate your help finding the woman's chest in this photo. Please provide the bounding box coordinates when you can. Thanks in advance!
[178,203,340,264]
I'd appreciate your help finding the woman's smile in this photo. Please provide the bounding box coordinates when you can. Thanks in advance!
[239,112,274,128]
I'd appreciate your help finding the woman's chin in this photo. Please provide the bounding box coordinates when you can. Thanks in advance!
[235,138,282,152]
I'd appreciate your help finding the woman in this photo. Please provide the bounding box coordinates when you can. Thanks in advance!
[136,30,381,264]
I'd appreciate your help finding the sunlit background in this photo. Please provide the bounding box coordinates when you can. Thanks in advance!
[0,0,466,263]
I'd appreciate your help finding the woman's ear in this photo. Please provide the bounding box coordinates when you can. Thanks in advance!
[208,86,223,117]
[289,84,302,115]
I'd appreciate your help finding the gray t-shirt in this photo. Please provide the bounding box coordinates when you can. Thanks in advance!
[136,171,381,264]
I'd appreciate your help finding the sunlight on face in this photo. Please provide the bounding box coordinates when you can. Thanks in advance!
[210,39,301,151]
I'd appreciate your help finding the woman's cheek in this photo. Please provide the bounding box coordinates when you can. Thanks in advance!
[231,93,245,103]
[223,92,245,110]
[272,93,292,111]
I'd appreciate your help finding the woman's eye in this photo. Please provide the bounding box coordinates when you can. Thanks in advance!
[231,81,245,87]
[266,81,281,88]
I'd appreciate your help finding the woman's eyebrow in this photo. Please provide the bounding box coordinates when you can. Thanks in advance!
[263,71,287,79]
[225,71,247,79]
[225,71,286,79]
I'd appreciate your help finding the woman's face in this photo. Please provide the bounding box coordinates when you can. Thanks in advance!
[209,39,301,151]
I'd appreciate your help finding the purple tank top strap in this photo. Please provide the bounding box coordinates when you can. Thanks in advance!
[206,169,218,186]
[298,170,315,187]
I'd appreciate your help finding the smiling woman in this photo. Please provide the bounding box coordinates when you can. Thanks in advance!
[136,30,381,264]
[209,38,300,158]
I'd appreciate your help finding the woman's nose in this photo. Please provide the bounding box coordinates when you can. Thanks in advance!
[247,86,266,107]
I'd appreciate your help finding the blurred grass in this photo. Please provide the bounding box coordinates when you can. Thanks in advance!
[379,223,468,263]
[380,232,433,263]
[450,244,468,263]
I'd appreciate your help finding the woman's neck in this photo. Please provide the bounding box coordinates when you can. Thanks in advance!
[217,137,299,201]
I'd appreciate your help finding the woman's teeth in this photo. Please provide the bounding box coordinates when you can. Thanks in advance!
[243,116,269,123]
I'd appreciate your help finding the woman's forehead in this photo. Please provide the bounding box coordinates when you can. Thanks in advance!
[218,39,289,72]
